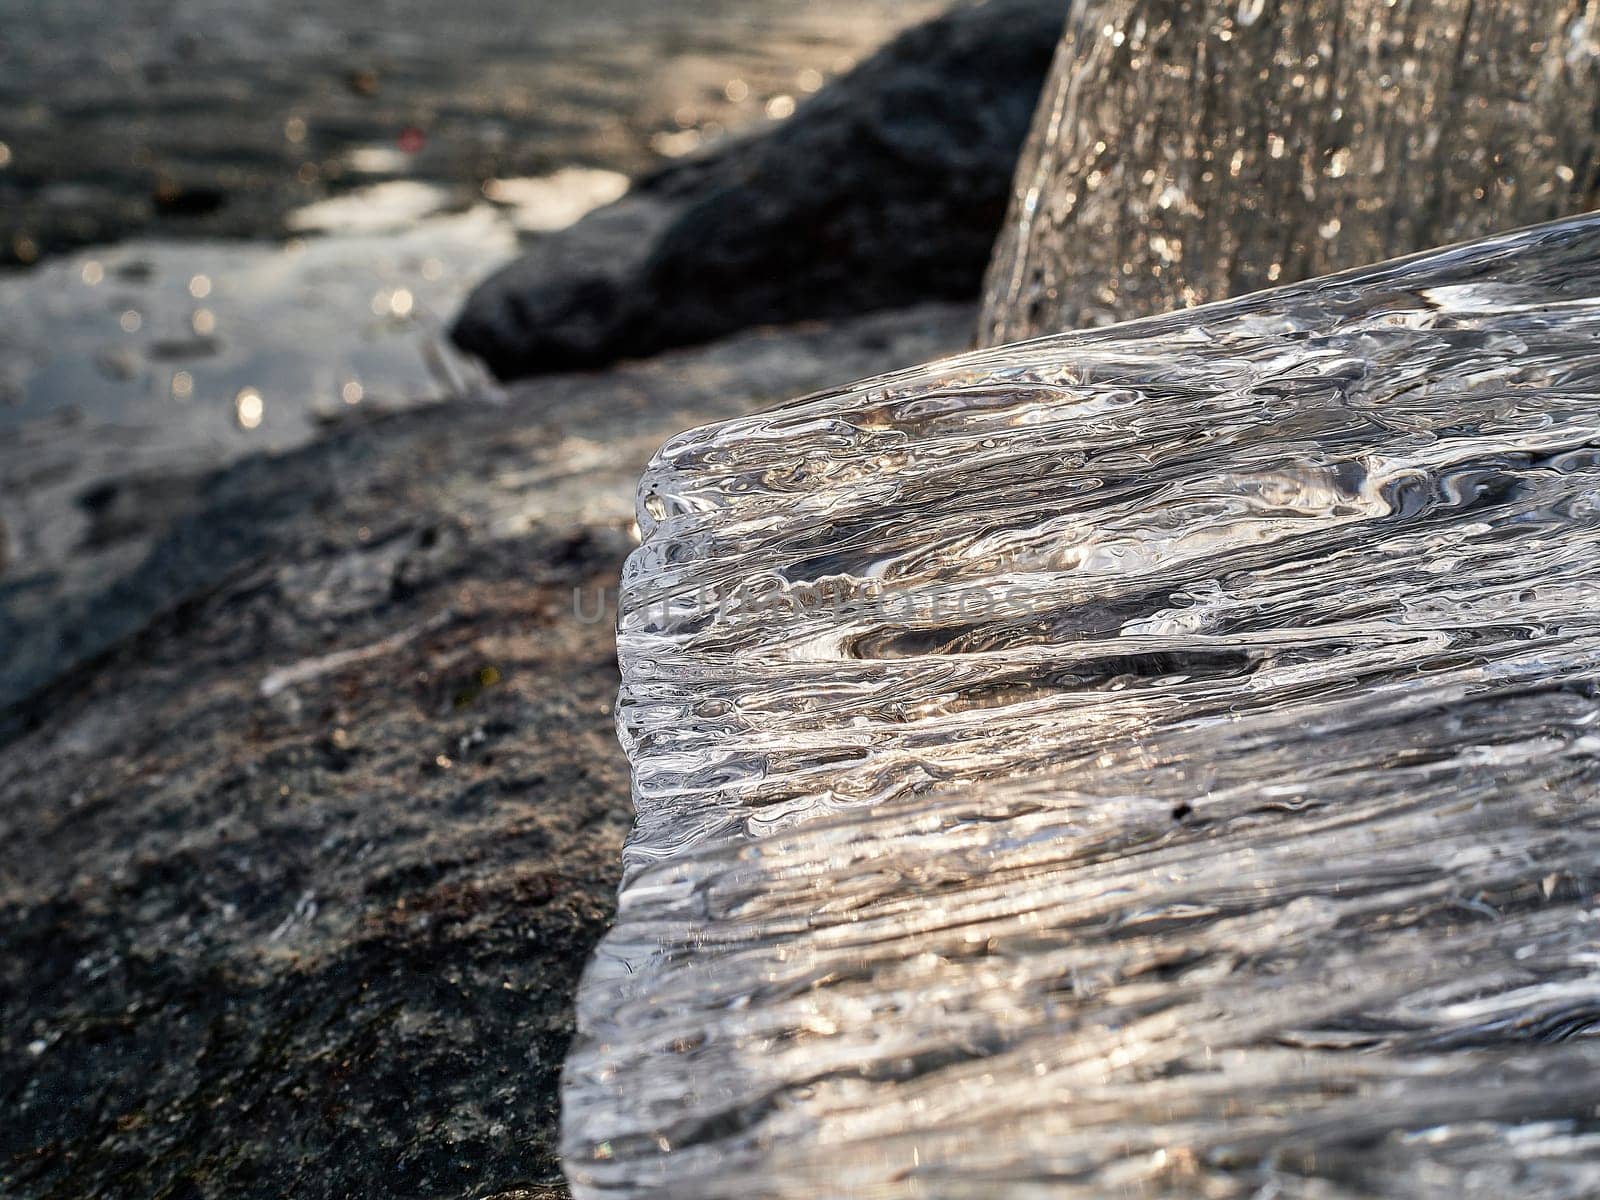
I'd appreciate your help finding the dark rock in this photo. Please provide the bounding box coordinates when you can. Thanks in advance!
[450,0,1062,379]
[0,304,972,1198]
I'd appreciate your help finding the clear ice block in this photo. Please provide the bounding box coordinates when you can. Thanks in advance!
[568,214,1600,1198]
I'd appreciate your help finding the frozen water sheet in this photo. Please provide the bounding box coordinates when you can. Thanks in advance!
[566,215,1600,1198]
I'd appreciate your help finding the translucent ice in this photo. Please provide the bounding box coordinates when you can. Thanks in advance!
[567,214,1600,1197]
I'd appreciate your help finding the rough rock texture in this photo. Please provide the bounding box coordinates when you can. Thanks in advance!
[980,0,1600,343]
[0,305,971,1199]
[450,0,1063,380]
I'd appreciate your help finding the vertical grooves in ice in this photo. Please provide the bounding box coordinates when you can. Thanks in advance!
[980,0,1600,344]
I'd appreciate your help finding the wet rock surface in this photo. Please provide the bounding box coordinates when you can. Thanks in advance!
[0,305,971,1198]
[450,0,1063,379]
[0,0,935,265]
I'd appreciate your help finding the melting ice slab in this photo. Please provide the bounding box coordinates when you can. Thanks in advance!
[567,215,1600,1198]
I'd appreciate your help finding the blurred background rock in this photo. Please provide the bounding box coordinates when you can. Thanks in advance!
[2,0,1051,704]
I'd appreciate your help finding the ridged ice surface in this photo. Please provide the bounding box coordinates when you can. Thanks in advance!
[566,215,1600,1198]
[981,0,1600,345]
